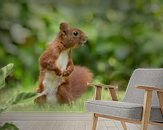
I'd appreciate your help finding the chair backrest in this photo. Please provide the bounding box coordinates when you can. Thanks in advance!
[123,68,163,107]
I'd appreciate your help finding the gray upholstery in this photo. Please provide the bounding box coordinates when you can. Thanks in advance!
[86,69,163,123]
[86,100,163,122]
[86,100,143,120]
[123,69,163,106]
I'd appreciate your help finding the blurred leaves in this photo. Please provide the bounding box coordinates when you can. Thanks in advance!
[0,91,36,114]
[0,64,36,114]
[0,63,35,130]
[0,123,19,130]
[0,0,163,89]
[0,64,14,89]
[0,107,7,114]
[11,92,36,105]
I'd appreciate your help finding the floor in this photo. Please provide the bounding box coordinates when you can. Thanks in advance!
[0,112,140,130]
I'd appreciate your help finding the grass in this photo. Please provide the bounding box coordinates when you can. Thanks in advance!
[0,85,125,112]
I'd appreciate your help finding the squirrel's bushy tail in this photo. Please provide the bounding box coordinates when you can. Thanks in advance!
[68,66,93,100]
[57,66,93,104]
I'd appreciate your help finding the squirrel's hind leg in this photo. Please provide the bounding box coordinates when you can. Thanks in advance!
[34,95,46,104]
[57,82,73,104]
[35,73,47,104]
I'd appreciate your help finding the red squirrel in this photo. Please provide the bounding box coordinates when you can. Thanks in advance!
[35,22,93,104]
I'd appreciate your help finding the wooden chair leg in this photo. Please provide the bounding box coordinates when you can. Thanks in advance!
[157,91,163,114]
[141,90,152,130]
[92,113,98,130]
[121,121,127,130]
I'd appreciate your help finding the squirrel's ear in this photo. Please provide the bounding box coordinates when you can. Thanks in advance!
[60,22,69,34]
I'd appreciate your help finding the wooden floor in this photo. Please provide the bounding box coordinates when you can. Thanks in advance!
[0,112,140,130]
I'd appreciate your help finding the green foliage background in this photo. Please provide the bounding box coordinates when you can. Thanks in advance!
[0,0,163,89]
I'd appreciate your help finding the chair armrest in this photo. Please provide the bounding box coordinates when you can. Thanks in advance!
[88,83,118,89]
[88,82,118,101]
[136,86,163,92]
[137,85,163,115]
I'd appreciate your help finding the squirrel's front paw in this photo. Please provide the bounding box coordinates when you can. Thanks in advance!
[54,68,62,76]
[62,70,71,77]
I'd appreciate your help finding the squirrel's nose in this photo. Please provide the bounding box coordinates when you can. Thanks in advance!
[82,36,88,43]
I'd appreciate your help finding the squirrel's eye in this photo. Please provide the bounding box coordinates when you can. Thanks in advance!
[73,31,78,36]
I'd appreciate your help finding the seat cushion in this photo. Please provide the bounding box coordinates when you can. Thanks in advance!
[86,100,163,122]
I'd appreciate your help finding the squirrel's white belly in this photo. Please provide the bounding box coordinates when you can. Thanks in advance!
[43,50,69,103]
[56,50,69,71]
[43,72,61,103]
